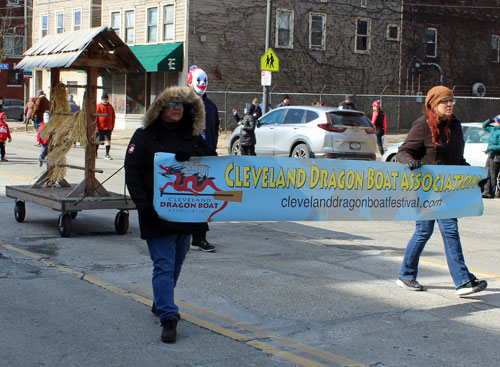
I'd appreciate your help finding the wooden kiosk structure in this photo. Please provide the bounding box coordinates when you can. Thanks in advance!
[6,27,145,237]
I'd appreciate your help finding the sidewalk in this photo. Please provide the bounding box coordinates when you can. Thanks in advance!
[8,119,406,158]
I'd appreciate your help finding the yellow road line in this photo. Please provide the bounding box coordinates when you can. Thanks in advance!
[0,171,35,182]
[1,242,365,367]
[132,285,364,367]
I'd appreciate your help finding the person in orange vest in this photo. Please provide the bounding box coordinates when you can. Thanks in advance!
[95,93,116,159]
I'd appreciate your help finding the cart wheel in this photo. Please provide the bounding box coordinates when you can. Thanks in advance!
[14,200,26,223]
[58,213,72,237]
[70,211,78,219]
[115,210,129,235]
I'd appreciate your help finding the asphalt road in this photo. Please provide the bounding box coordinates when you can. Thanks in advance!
[0,124,499,367]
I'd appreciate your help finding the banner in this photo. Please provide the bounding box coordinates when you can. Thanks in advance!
[153,153,486,223]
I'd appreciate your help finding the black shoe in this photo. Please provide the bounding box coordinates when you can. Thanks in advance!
[482,193,493,198]
[191,239,216,252]
[396,277,423,291]
[161,318,178,343]
[455,279,487,296]
[38,157,43,167]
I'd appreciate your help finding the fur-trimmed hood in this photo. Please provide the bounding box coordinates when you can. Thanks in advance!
[143,86,205,135]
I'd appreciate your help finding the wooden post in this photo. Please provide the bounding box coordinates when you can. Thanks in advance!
[84,67,98,196]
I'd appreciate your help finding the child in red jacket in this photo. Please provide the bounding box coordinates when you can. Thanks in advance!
[37,112,49,166]
[0,112,12,161]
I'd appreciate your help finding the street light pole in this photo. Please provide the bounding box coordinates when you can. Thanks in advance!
[262,0,272,114]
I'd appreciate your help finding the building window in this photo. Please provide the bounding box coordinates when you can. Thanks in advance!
[425,27,437,58]
[67,81,78,95]
[41,14,48,37]
[147,8,158,43]
[125,10,135,44]
[361,0,367,7]
[492,35,500,63]
[276,9,293,49]
[355,18,370,53]
[56,12,64,33]
[163,5,174,41]
[7,70,23,85]
[386,24,399,41]
[110,12,120,36]
[7,0,20,5]
[73,10,81,31]
[309,13,326,50]
[3,35,24,56]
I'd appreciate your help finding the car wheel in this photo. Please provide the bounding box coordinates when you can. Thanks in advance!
[291,143,311,158]
[388,154,399,163]
[230,138,240,155]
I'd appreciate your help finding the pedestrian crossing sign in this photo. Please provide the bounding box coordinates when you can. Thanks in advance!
[261,48,279,72]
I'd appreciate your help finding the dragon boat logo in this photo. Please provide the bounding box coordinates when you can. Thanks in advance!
[158,158,243,221]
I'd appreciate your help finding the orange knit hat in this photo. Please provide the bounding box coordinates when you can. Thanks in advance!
[425,86,453,109]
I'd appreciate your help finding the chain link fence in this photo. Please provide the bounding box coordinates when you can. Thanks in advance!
[209,91,500,133]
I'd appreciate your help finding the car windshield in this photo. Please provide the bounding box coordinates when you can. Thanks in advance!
[463,126,489,143]
[327,111,372,127]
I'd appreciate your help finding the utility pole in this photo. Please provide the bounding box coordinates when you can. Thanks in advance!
[262,0,272,114]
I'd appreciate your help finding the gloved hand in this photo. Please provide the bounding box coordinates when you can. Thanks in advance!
[408,160,422,170]
[478,178,488,190]
[139,206,158,222]
[175,151,191,162]
[7,138,11,143]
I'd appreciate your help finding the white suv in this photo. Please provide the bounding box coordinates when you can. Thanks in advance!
[229,106,377,160]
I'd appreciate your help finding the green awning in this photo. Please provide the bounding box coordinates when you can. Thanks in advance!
[129,43,183,72]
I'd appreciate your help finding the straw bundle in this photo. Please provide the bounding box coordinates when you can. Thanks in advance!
[39,83,88,185]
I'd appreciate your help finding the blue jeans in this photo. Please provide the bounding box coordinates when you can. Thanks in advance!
[146,234,190,322]
[399,219,474,288]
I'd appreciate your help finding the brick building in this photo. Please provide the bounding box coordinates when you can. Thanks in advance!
[24,0,500,129]
[0,0,31,101]
[401,0,500,97]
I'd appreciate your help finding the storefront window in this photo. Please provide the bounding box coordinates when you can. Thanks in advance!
[126,73,145,114]
[113,74,126,114]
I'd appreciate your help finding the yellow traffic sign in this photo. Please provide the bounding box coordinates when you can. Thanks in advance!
[261,48,279,72]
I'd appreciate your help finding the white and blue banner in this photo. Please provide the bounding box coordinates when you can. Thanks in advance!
[153,153,486,223]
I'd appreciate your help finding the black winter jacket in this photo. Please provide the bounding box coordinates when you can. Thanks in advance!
[239,114,256,146]
[397,114,467,166]
[202,94,219,150]
[125,87,217,239]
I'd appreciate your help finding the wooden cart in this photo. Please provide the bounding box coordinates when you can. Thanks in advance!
[7,27,145,237]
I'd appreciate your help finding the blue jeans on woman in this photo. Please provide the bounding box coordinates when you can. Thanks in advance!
[399,218,475,288]
[147,234,190,322]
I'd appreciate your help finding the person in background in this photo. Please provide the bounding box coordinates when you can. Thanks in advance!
[339,95,356,110]
[0,112,12,162]
[371,99,387,155]
[24,97,35,131]
[125,86,216,343]
[481,115,500,198]
[239,104,257,156]
[95,93,116,160]
[396,85,487,297]
[37,112,49,166]
[276,94,290,108]
[68,95,80,113]
[187,65,219,252]
[252,98,262,119]
[32,90,51,132]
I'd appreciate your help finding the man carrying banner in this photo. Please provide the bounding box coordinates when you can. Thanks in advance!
[396,85,487,296]
[124,86,216,343]
[187,65,219,252]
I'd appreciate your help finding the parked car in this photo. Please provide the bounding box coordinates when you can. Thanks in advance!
[228,106,377,160]
[2,99,24,121]
[381,122,489,167]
